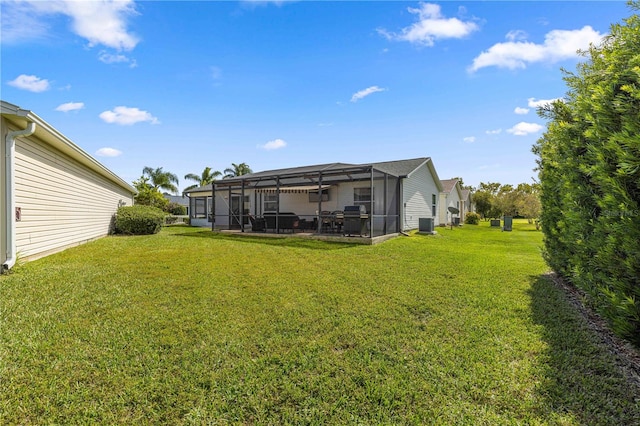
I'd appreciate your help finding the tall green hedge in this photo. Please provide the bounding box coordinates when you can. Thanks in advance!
[534,4,640,345]
[115,205,166,235]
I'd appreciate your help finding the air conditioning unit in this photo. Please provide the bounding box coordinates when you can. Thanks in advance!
[419,217,435,234]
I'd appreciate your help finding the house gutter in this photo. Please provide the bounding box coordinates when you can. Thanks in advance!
[3,119,35,271]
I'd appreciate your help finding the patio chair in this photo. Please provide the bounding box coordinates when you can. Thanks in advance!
[249,215,266,232]
[321,211,333,232]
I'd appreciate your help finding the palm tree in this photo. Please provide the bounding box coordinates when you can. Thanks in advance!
[183,166,222,193]
[223,162,253,179]
[142,166,179,194]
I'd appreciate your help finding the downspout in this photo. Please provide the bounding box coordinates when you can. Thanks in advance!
[3,121,36,271]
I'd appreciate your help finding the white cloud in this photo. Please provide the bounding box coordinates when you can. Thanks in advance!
[486,128,502,135]
[351,86,386,103]
[378,2,479,46]
[2,0,139,51]
[0,2,50,44]
[463,136,476,143]
[8,74,50,92]
[240,0,294,8]
[505,30,528,42]
[514,107,530,115]
[527,97,561,108]
[95,147,122,157]
[55,102,85,112]
[98,51,137,67]
[259,138,287,150]
[99,106,159,125]
[507,122,544,136]
[469,26,604,72]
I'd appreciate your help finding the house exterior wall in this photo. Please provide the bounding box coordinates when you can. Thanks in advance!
[192,181,396,230]
[402,162,440,230]
[11,129,134,260]
[439,186,463,225]
[1,118,7,265]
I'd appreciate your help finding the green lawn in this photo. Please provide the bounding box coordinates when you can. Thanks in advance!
[1,221,638,424]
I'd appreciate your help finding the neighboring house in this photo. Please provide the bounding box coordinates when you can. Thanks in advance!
[164,193,189,215]
[461,189,474,218]
[184,157,443,237]
[1,100,136,270]
[439,179,464,225]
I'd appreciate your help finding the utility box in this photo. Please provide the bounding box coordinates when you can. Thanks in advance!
[419,217,434,233]
[453,217,460,226]
[503,216,513,232]
[490,219,501,227]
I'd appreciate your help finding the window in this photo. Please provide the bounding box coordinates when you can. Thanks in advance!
[432,194,437,217]
[308,188,329,202]
[194,197,207,218]
[264,194,277,212]
[354,187,372,213]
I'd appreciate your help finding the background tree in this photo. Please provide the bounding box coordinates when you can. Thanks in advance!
[183,166,222,193]
[472,190,493,219]
[450,177,474,190]
[224,162,253,178]
[533,3,640,345]
[477,181,501,195]
[494,185,519,216]
[142,166,179,194]
[132,175,169,210]
[473,182,501,219]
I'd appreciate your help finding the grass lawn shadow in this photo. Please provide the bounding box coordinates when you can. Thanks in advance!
[174,229,358,251]
[528,274,640,423]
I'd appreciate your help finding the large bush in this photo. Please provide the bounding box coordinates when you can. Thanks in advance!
[533,5,640,345]
[465,212,481,225]
[115,205,166,235]
[167,202,187,215]
[134,187,169,211]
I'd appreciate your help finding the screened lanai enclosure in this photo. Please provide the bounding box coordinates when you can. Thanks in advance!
[184,158,441,239]
[187,163,404,238]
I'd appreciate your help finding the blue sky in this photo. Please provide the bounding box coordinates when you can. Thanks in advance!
[1,1,631,191]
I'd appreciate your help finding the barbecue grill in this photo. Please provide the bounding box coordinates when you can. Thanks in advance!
[343,205,369,236]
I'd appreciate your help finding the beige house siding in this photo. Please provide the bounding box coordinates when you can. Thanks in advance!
[439,182,463,225]
[1,118,7,265]
[14,134,133,260]
[402,162,440,230]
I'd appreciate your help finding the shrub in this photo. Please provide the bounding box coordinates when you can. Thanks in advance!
[115,205,166,235]
[134,188,169,211]
[464,212,481,225]
[533,6,640,346]
[166,202,187,215]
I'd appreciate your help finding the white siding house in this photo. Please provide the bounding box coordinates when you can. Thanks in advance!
[439,179,464,225]
[185,157,443,235]
[461,189,474,219]
[1,101,136,269]
[401,160,442,229]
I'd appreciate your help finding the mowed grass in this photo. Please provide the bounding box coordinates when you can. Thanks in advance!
[1,221,638,424]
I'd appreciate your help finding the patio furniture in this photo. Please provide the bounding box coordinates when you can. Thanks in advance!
[248,215,266,232]
[332,210,344,233]
[320,211,333,232]
[343,205,369,236]
[263,212,300,232]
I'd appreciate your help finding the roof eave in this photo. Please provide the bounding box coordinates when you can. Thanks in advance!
[2,101,136,195]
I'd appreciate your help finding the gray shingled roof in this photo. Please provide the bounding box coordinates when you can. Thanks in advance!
[440,178,459,193]
[222,162,358,182]
[372,157,429,177]
[184,157,432,194]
